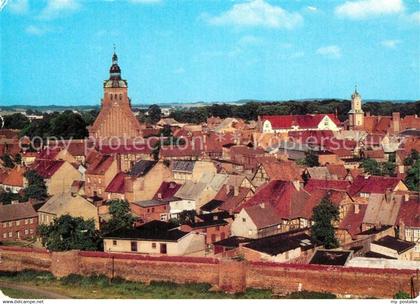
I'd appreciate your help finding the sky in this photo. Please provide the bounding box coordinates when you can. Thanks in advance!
[0,0,419,106]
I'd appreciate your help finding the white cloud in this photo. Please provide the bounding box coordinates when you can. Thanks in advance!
[381,39,401,48]
[39,0,80,19]
[316,45,342,58]
[335,0,404,19]
[306,6,317,12]
[25,25,50,36]
[7,0,28,14]
[204,0,303,29]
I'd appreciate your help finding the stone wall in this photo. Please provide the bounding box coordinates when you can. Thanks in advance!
[0,246,418,298]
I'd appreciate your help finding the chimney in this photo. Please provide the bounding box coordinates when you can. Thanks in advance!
[292,180,301,190]
[385,189,393,203]
[354,204,360,214]
[404,193,409,202]
[259,202,265,209]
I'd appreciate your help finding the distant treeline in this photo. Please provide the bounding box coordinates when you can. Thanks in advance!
[169,100,420,123]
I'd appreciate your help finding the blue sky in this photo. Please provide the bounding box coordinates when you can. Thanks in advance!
[1,0,419,106]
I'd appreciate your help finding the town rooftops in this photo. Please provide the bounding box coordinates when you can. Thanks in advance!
[348,175,405,196]
[86,154,114,175]
[200,199,224,212]
[261,114,340,129]
[363,193,402,227]
[132,199,169,208]
[129,160,157,177]
[0,202,37,222]
[105,172,126,194]
[153,181,182,200]
[244,231,315,256]
[304,179,350,192]
[397,198,420,228]
[2,166,25,187]
[32,159,65,178]
[309,249,353,266]
[172,160,196,172]
[213,236,252,249]
[372,236,416,254]
[104,220,188,242]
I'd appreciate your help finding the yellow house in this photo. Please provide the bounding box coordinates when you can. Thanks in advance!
[31,160,82,196]
[38,192,100,229]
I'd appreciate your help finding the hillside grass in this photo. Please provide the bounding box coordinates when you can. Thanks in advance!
[0,270,336,299]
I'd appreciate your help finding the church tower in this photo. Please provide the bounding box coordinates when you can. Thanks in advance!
[89,51,144,140]
[348,86,364,130]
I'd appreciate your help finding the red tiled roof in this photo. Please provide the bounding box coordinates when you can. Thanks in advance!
[38,147,61,160]
[32,160,65,178]
[304,179,350,193]
[363,149,385,159]
[348,175,404,196]
[339,204,367,238]
[99,143,153,155]
[153,181,182,200]
[2,166,25,187]
[397,198,420,228]
[105,172,126,194]
[257,158,303,182]
[239,180,310,219]
[326,164,348,179]
[244,204,282,229]
[86,154,114,175]
[261,114,340,129]
[216,186,253,212]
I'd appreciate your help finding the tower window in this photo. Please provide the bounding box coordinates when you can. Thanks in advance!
[120,94,122,100]
[110,94,113,100]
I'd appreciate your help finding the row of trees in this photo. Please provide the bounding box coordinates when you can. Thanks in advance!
[3,111,90,139]
[169,100,420,123]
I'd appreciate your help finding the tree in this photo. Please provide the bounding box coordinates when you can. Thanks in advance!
[160,125,172,137]
[1,154,15,168]
[148,104,162,124]
[178,210,196,225]
[4,113,30,129]
[311,197,339,249]
[393,291,410,299]
[403,149,419,166]
[404,159,420,191]
[38,215,101,251]
[381,161,396,177]
[23,170,48,201]
[50,111,89,139]
[101,199,134,235]
[360,158,381,175]
[304,150,320,167]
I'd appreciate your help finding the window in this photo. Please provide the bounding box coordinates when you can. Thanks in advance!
[113,240,117,246]
[2,223,6,228]
[24,219,28,225]
[16,220,20,226]
[98,189,102,195]
[242,218,246,222]
[160,243,167,254]
[8,232,12,238]
[8,222,12,227]
[152,243,156,249]
[25,229,28,235]
[151,208,155,212]
[119,94,122,100]
[3,233,6,239]
[30,229,33,234]
[29,218,33,224]
[216,226,220,231]
[110,94,113,100]
[131,241,138,252]
[211,234,216,243]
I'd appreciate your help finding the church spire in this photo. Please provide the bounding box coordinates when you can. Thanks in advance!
[109,46,121,81]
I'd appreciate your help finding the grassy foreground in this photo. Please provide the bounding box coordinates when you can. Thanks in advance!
[0,270,336,299]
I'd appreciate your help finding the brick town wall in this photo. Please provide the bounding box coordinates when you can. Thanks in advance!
[0,246,418,298]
